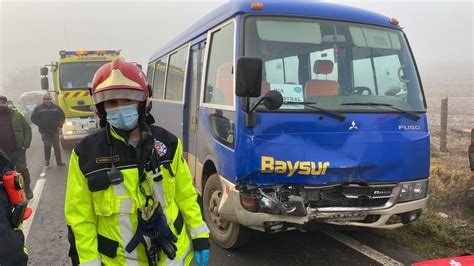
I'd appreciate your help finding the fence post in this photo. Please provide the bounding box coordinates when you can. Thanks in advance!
[440,96,448,152]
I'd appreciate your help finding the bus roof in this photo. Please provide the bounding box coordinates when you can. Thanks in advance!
[149,1,400,62]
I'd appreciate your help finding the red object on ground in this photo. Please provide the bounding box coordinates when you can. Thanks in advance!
[412,255,474,266]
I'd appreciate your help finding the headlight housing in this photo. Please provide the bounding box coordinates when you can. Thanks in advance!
[398,179,428,202]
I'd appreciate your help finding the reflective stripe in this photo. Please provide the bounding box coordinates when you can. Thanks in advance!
[79,258,101,266]
[119,214,139,264]
[84,168,110,177]
[84,164,137,177]
[117,164,137,169]
[119,198,133,214]
[165,244,192,266]
[189,223,210,238]
[153,180,167,209]
[113,182,127,197]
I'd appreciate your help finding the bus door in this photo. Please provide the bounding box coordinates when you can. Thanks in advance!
[187,42,205,186]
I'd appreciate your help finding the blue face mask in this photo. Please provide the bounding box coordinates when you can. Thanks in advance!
[106,104,139,130]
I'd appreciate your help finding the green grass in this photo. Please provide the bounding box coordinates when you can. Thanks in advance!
[376,213,473,259]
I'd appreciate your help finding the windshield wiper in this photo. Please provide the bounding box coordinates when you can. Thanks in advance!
[341,102,420,121]
[285,101,346,121]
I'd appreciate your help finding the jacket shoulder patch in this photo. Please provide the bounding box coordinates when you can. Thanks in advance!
[154,140,167,157]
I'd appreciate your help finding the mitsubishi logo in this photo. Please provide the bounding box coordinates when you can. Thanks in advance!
[349,121,358,131]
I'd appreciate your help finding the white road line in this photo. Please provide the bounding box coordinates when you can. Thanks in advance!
[325,230,403,266]
[23,167,48,241]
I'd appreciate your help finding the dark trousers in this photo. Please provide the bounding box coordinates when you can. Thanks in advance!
[6,149,31,190]
[41,130,62,163]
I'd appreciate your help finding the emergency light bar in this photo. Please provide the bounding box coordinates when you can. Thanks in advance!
[59,50,121,58]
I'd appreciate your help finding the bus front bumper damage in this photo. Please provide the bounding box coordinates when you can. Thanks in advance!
[217,176,428,232]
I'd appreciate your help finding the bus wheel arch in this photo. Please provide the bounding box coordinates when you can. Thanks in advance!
[203,172,251,249]
[201,159,217,191]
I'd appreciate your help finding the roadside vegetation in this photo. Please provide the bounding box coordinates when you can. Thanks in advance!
[377,131,474,259]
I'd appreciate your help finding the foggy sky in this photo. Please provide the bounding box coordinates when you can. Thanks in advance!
[1,0,473,94]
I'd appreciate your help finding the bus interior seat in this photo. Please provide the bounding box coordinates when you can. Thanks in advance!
[305,60,339,97]
[215,62,234,105]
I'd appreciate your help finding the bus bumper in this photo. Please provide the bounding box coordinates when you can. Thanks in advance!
[217,176,428,232]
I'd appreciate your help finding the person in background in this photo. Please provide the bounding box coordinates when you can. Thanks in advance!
[65,59,210,265]
[0,149,29,265]
[0,95,33,199]
[31,93,66,166]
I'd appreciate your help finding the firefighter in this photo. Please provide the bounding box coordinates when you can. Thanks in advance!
[64,58,210,265]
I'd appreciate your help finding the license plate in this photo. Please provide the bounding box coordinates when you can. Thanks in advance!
[323,212,367,222]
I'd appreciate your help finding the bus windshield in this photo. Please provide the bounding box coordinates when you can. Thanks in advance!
[59,61,109,90]
[244,16,426,113]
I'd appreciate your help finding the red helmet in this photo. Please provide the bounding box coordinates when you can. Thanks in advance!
[91,58,149,104]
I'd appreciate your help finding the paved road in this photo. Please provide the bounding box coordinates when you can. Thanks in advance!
[23,129,426,265]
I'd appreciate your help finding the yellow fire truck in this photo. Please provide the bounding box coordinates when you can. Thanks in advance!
[40,50,121,147]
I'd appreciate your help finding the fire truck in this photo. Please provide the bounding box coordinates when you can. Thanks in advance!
[40,50,121,147]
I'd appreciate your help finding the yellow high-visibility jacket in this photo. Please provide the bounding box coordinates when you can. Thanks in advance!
[65,124,209,265]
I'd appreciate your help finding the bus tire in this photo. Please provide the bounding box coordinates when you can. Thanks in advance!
[203,173,251,249]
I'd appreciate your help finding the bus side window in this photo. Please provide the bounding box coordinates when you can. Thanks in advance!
[153,59,167,100]
[165,47,187,101]
[146,63,154,90]
[214,62,233,105]
[204,22,234,106]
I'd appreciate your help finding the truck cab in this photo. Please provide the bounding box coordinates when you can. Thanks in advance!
[40,50,121,147]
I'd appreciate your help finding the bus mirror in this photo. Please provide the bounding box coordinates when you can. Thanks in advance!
[40,67,48,76]
[41,77,49,91]
[263,90,283,110]
[236,57,262,97]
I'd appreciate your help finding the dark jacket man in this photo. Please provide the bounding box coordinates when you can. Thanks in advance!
[31,94,66,166]
[0,149,28,265]
[0,95,33,199]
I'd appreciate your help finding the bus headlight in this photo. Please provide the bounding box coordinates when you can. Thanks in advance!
[398,179,428,202]
[65,121,74,127]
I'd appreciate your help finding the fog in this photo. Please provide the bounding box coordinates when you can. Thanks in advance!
[1,0,472,100]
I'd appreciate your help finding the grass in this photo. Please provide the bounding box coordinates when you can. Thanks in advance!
[376,132,474,259]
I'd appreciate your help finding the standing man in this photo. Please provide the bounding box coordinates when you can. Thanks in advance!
[31,93,66,166]
[0,95,33,199]
[65,59,210,266]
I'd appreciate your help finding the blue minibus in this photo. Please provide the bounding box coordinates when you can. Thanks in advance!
[147,1,429,249]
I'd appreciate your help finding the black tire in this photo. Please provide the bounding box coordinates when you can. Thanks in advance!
[203,173,251,249]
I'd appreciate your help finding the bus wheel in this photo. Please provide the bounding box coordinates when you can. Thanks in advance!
[203,173,251,249]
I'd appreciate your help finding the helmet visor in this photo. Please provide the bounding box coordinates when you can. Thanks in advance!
[92,88,146,104]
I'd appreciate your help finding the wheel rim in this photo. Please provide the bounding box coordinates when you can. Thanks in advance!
[208,190,230,233]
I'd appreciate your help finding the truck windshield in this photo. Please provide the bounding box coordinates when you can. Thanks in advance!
[244,16,426,113]
[60,62,109,90]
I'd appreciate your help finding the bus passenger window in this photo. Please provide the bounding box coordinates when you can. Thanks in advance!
[204,22,234,106]
[146,63,154,89]
[165,47,187,101]
[153,58,167,100]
